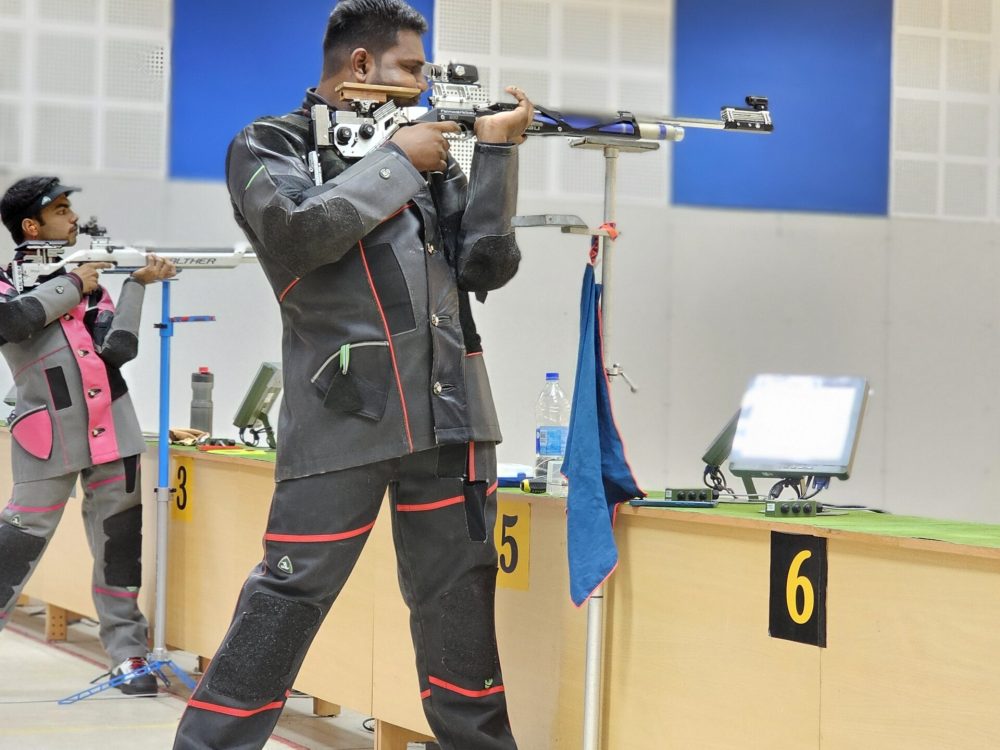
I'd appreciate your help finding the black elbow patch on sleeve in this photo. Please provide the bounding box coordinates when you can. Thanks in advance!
[0,297,46,343]
[209,592,322,704]
[260,197,364,277]
[103,505,142,587]
[90,309,114,347]
[101,330,139,366]
[459,235,521,292]
[0,524,47,604]
[440,572,500,681]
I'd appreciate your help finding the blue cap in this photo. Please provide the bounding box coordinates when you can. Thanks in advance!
[546,372,559,380]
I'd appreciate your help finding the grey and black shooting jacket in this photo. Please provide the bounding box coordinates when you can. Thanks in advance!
[225,89,521,480]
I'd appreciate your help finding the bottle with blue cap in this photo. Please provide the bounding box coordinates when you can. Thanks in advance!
[534,371,570,496]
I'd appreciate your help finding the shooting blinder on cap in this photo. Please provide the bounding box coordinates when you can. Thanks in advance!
[18,179,81,222]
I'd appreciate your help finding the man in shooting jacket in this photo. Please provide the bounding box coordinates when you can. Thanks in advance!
[0,176,174,693]
[173,1,531,748]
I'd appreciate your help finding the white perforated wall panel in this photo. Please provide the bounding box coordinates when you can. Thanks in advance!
[105,0,166,29]
[949,0,992,30]
[899,0,944,27]
[36,34,97,96]
[560,6,611,62]
[0,0,23,17]
[0,0,170,175]
[0,31,20,91]
[893,159,940,214]
[437,0,672,205]
[499,0,549,58]
[894,98,940,153]
[896,34,942,89]
[38,0,96,23]
[892,0,1000,221]
[105,40,166,101]
[0,102,19,162]
[943,162,988,215]
[33,103,94,168]
[945,101,989,156]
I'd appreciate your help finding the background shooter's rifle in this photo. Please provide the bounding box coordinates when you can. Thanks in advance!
[10,218,255,292]
[308,61,773,182]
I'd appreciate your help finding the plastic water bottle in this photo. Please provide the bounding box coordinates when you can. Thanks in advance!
[535,372,570,496]
[190,366,214,434]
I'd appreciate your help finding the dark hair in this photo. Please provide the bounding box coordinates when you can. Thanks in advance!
[322,0,427,77]
[0,176,59,244]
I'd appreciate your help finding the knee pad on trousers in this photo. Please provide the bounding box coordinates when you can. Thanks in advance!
[209,592,322,704]
[440,571,499,681]
[0,524,46,603]
[103,505,142,587]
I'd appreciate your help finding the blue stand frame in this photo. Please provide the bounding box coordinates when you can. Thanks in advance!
[60,280,209,703]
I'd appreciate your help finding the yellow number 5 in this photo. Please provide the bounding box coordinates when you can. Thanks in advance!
[786,550,815,624]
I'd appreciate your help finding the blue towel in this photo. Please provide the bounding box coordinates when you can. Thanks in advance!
[561,263,645,607]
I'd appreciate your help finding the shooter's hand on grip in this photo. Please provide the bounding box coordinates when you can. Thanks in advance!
[69,262,112,294]
[476,86,534,145]
[391,121,462,172]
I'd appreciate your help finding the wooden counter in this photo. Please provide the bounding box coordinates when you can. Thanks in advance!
[10,434,1000,748]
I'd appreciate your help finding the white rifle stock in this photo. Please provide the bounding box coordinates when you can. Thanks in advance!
[11,236,256,292]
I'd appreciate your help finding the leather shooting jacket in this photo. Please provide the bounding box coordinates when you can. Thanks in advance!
[0,262,146,482]
[226,89,521,480]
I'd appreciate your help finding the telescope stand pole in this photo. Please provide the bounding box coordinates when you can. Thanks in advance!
[580,143,619,750]
[151,280,173,663]
[567,135,663,749]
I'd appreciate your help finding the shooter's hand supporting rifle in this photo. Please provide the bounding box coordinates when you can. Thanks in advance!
[474,85,535,145]
[129,254,177,286]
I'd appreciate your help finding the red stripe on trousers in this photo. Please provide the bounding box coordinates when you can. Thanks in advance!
[87,474,125,490]
[428,675,505,698]
[264,519,376,543]
[396,494,464,513]
[187,697,285,718]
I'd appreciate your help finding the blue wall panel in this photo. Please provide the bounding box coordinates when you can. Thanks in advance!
[672,0,892,215]
[170,0,435,180]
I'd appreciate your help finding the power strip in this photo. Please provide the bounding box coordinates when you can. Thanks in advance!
[665,488,720,502]
[764,499,819,517]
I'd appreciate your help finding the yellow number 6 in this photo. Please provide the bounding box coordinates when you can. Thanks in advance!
[786,550,815,624]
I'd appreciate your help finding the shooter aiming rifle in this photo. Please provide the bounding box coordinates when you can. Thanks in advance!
[10,218,255,292]
[308,61,773,182]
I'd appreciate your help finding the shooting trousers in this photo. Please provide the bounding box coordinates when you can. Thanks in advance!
[0,457,148,665]
[173,443,517,750]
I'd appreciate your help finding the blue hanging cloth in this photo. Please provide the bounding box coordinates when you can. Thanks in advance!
[561,260,645,607]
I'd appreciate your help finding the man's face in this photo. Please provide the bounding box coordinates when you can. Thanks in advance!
[370,30,428,106]
[30,194,79,246]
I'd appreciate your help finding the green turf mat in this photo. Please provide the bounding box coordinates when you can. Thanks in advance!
[632,500,1000,550]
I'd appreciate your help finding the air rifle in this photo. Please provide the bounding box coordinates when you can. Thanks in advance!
[308,61,772,183]
[10,218,256,292]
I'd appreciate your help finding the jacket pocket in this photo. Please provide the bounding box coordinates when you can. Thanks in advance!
[311,341,391,421]
[9,405,53,460]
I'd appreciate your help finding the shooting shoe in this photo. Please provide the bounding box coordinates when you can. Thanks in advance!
[111,656,158,696]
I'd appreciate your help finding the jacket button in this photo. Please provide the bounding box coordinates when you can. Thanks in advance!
[91,427,106,437]
[426,242,435,255]
[430,314,440,327]
[55,285,65,294]
[433,382,443,395]
[62,314,72,321]
[77,349,90,357]
[379,168,391,179]
[87,388,102,398]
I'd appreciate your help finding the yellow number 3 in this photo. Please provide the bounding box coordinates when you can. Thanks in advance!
[785,550,815,624]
